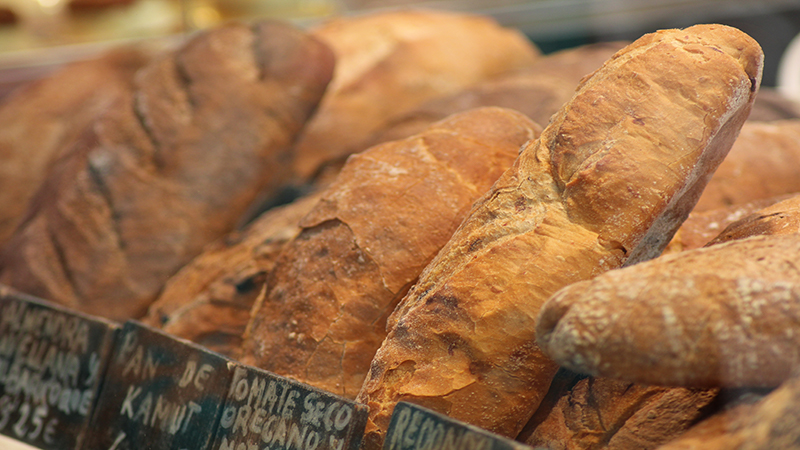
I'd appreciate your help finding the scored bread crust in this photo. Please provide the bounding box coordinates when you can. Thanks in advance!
[0,21,334,321]
[356,24,763,449]
[239,107,540,399]
[141,192,323,357]
[0,48,150,246]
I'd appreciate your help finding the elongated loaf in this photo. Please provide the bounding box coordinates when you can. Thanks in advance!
[239,107,540,399]
[694,120,800,212]
[537,233,800,388]
[522,374,717,450]
[0,48,150,246]
[292,9,540,179]
[142,192,322,357]
[0,21,334,321]
[357,24,762,449]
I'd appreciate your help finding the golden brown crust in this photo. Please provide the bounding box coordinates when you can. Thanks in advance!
[363,41,628,147]
[694,120,800,212]
[0,21,335,321]
[141,192,322,357]
[357,24,763,449]
[706,193,800,245]
[0,48,150,246]
[664,195,792,254]
[537,234,800,389]
[655,379,799,450]
[292,9,540,179]
[239,107,541,399]
[521,374,717,450]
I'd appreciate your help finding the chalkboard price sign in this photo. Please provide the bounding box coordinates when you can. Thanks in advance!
[213,364,368,450]
[0,286,119,450]
[383,403,535,450]
[82,321,234,450]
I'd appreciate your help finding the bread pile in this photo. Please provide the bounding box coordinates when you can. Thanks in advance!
[2,8,800,450]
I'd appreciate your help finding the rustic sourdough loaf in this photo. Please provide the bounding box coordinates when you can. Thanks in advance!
[537,233,800,388]
[291,9,540,179]
[0,48,150,246]
[239,107,541,399]
[356,24,763,449]
[142,192,323,357]
[0,21,334,321]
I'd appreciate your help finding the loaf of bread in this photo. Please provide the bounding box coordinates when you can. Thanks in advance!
[363,41,628,147]
[655,378,797,450]
[694,120,800,212]
[141,191,322,356]
[291,9,540,179]
[0,48,150,246]
[239,107,541,399]
[663,194,791,253]
[357,24,762,449]
[0,21,334,321]
[706,193,800,245]
[521,373,717,450]
[537,233,800,388]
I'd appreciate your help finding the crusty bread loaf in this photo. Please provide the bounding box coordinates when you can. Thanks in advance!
[694,120,800,212]
[521,373,717,450]
[537,233,800,388]
[706,193,800,245]
[0,21,334,321]
[141,192,323,357]
[362,41,628,147]
[0,48,150,246]
[291,9,540,179]
[356,25,762,449]
[239,107,541,399]
[663,194,792,254]
[655,379,797,450]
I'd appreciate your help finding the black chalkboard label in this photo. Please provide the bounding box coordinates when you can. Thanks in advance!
[82,321,234,450]
[384,403,534,450]
[212,364,368,450]
[0,286,118,450]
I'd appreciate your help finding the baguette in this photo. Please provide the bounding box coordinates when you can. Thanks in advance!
[239,107,540,398]
[357,24,762,449]
[0,48,150,245]
[142,192,322,357]
[292,9,540,179]
[0,21,334,321]
[537,234,800,388]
